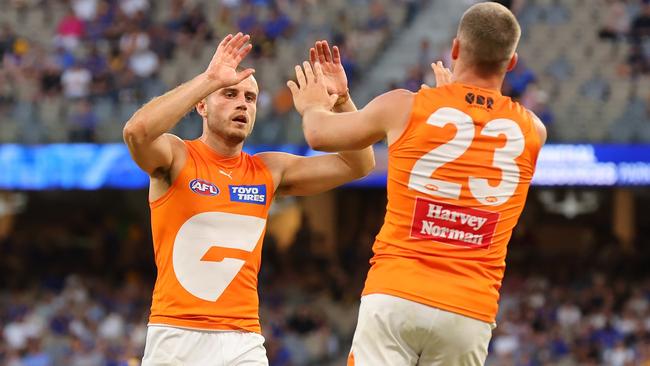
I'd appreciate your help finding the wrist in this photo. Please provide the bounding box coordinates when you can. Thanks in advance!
[200,72,226,91]
[334,89,350,107]
[303,104,329,116]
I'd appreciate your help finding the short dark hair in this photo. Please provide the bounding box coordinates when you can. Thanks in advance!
[457,2,521,75]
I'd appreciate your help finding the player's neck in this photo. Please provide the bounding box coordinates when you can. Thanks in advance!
[452,66,505,93]
[199,133,243,158]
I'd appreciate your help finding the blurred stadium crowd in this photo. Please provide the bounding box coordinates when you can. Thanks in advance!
[1,190,650,366]
[2,0,650,366]
[0,0,649,144]
[0,0,420,144]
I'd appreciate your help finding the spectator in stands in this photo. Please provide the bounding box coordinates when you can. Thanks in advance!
[55,6,85,51]
[69,99,98,141]
[580,71,611,101]
[264,5,292,41]
[119,0,149,19]
[72,0,98,22]
[599,0,630,41]
[84,0,115,42]
[0,24,16,61]
[631,2,650,41]
[366,1,390,32]
[0,0,417,144]
[626,43,649,76]
[402,65,424,92]
[505,59,536,98]
[61,60,92,99]
[417,38,434,70]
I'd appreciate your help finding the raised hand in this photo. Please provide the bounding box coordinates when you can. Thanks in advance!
[421,61,453,89]
[205,33,255,88]
[287,61,339,115]
[309,40,348,97]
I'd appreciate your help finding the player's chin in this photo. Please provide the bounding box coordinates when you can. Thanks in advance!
[226,129,248,143]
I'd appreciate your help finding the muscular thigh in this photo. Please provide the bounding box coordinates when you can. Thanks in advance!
[349,294,493,366]
[348,294,428,366]
[418,309,494,366]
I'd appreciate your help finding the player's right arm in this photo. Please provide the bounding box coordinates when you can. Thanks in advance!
[288,61,453,151]
[123,33,254,178]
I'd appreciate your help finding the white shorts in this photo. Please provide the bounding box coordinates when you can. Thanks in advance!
[142,325,268,366]
[348,294,494,366]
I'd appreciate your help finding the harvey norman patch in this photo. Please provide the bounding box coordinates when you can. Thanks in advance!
[229,185,267,205]
[410,197,499,248]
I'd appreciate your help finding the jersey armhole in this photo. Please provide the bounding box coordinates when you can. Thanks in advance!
[251,154,276,206]
[149,140,193,209]
[387,90,420,152]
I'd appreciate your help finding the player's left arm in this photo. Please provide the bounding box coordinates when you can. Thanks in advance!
[256,147,373,196]
[528,110,548,145]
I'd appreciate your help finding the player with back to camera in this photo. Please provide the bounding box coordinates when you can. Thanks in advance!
[287,3,547,365]
[122,33,373,365]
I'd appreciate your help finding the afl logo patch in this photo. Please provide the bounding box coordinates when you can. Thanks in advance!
[189,179,220,196]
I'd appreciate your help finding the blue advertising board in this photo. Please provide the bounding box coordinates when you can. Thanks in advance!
[0,144,649,190]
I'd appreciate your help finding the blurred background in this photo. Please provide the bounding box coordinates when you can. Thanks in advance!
[1,0,650,365]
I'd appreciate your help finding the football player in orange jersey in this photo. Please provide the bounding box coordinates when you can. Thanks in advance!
[287,3,547,365]
[123,33,373,365]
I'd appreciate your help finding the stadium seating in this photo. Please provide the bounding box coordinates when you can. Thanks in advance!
[0,0,418,144]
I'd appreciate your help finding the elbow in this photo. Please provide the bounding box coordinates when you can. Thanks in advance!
[303,115,337,152]
[349,152,375,180]
[358,154,376,178]
[304,129,332,152]
[122,117,148,146]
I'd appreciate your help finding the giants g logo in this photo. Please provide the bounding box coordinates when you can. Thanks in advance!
[172,212,266,301]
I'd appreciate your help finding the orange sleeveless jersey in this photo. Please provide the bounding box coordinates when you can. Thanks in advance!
[363,83,542,323]
[148,139,274,333]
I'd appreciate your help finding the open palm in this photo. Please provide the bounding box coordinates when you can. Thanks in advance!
[309,40,348,96]
[205,32,255,87]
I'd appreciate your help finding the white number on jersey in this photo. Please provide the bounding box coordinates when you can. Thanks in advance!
[408,107,525,206]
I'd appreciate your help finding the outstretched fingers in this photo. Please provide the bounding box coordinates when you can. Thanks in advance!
[218,34,234,51]
[234,43,253,63]
[295,65,307,88]
[332,45,341,64]
[322,40,333,63]
[303,61,316,83]
[286,79,299,95]
[431,61,452,87]
[236,67,255,83]
[315,41,327,64]
[313,62,325,82]
[310,47,318,64]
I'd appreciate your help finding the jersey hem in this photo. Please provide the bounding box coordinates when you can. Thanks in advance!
[361,288,496,324]
[148,317,262,334]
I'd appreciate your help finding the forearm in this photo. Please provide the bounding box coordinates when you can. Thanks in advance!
[337,146,375,178]
[124,73,219,143]
[314,97,375,176]
[303,107,339,150]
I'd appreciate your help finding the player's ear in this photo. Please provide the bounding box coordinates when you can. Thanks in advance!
[196,98,208,118]
[506,52,518,72]
[451,38,460,61]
